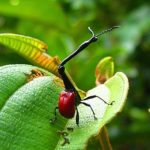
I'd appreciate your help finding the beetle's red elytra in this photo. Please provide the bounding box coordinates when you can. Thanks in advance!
[58,91,76,119]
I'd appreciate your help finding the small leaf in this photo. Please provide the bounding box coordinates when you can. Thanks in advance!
[95,57,114,84]
[0,33,48,52]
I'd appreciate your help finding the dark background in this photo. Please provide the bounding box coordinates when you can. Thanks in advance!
[0,0,149,149]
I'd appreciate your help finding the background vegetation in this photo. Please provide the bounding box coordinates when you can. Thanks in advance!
[0,0,149,149]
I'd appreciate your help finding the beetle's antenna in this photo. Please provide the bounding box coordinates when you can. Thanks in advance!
[96,26,120,37]
[88,27,95,37]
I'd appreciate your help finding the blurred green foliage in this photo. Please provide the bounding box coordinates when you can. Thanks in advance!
[0,0,149,149]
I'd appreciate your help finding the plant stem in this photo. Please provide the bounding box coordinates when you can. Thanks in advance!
[98,126,112,150]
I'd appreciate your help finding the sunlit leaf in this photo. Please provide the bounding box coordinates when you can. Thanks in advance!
[0,33,48,52]
[0,33,60,76]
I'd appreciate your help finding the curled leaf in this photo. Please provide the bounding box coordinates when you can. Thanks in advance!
[95,57,114,84]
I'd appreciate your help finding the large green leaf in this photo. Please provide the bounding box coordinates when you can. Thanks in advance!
[0,64,128,149]
[0,65,66,150]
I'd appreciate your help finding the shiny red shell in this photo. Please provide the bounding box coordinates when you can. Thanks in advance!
[58,91,76,118]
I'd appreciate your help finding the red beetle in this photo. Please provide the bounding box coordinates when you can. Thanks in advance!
[51,26,118,125]
[58,91,76,118]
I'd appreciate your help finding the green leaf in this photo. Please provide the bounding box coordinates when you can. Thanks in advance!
[95,56,114,84]
[0,65,128,149]
[0,64,66,150]
[55,72,129,149]
[0,33,61,77]
[0,33,48,52]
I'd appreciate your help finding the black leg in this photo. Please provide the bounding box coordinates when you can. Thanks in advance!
[50,107,58,124]
[80,102,97,120]
[75,107,79,126]
[83,95,114,105]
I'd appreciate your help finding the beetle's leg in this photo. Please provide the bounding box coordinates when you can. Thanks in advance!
[75,107,79,126]
[83,95,114,105]
[50,107,58,124]
[80,102,97,120]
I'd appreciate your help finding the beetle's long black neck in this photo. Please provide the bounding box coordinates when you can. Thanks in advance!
[58,65,81,103]
[58,65,75,91]
[60,36,97,67]
[58,35,97,94]
[60,26,119,67]
[58,36,98,104]
[58,26,119,91]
